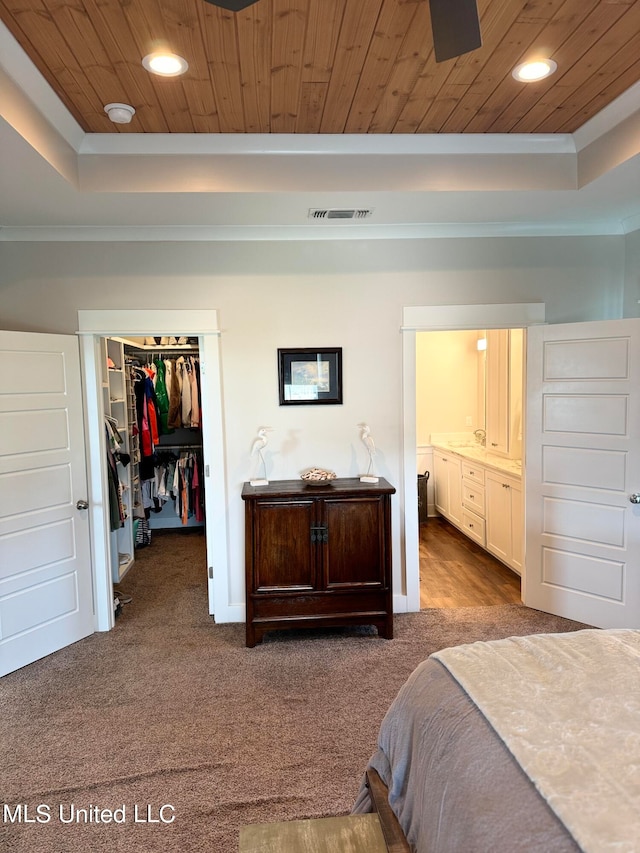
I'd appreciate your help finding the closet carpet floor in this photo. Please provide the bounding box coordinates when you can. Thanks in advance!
[1,529,590,853]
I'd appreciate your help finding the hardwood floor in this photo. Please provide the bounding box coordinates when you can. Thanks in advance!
[420,517,521,608]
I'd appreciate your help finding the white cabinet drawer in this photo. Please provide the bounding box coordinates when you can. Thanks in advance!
[462,481,485,516]
[462,509,485,546]
[462,462,484,485]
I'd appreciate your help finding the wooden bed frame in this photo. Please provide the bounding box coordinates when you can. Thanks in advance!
[366,768,411,852]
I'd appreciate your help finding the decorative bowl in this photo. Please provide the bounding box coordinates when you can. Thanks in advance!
[300,467,337,485]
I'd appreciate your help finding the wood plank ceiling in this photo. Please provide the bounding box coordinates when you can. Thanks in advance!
[1,0,640,135]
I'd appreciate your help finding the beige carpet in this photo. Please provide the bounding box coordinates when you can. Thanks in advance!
[1,530,590,853]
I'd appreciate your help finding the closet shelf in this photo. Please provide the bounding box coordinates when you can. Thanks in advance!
[105,336,137,585]
[108,334,199,354]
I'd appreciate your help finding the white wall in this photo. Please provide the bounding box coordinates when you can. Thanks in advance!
[416,330,483,444]
[0,235,628,613]
[0,236,627,331]
[625,230,640,318]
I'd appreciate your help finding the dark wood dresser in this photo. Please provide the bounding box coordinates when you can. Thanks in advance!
[241,477,395,647]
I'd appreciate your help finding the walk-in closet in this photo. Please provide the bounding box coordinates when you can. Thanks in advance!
[103,335,206,614]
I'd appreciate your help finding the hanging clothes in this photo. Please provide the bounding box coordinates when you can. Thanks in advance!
[167,357,183,430]
[151,450,179,512]
[175,449,204,524]
[180,357,192,427]
[188,356,200,428]
[192,456,204,522]
[132,367,163,478]
[105,416,129,531]
[126,345,204,541]
[143,367,160,447]
[149,448,204,525]
[153,358,172,434]
[163,358,173,397]
[194,358,202,426]
[164,354,202,431]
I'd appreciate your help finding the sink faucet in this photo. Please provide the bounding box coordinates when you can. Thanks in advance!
[473,428,486,446]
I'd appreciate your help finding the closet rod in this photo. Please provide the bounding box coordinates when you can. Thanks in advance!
[155,444,202,450]
[126,346,199,354]
[126,352,199,365]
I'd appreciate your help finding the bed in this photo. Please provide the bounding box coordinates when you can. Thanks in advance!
[353,628,640,853]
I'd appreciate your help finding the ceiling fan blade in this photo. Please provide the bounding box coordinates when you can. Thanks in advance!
[429,0,482,63]
[203,0,260,10]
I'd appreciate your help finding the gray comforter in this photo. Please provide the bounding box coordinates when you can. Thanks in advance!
[353,658,582,853]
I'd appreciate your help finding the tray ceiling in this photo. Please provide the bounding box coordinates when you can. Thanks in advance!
[2,0,640,135]
[2,1,640,238]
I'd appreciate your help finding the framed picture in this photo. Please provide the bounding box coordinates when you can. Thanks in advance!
[278,347,343,405]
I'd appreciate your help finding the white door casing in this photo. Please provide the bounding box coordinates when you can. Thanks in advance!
[401,303,546,613]
[525,319,640,628]
[0,331,94,677]
[77,310,231,631]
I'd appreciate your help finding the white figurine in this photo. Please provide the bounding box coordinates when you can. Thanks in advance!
[250,426,272,486]
[358,422,379,483]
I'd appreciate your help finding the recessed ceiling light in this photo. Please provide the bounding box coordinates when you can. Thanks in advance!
[142,52,189,77]
[512,58,557,83]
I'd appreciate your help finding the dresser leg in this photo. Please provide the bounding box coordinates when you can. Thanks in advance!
[378,619,394,640]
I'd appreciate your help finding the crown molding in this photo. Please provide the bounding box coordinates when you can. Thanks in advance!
[0,220,627,243]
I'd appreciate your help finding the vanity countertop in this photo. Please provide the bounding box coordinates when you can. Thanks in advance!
[431,440,522,480]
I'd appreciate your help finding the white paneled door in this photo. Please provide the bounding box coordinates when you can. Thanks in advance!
[525,320,640,628]
[0,331,94,677]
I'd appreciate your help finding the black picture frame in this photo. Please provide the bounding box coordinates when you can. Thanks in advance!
[278,347,343,406]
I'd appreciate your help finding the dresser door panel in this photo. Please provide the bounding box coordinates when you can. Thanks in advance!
[253,500,316,591]
[323,497,385,588]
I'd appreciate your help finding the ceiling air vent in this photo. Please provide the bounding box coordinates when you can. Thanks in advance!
[308,208,374,220]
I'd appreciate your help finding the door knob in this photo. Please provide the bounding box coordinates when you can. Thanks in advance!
[76,499,89,510]
[630,494,640,504]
